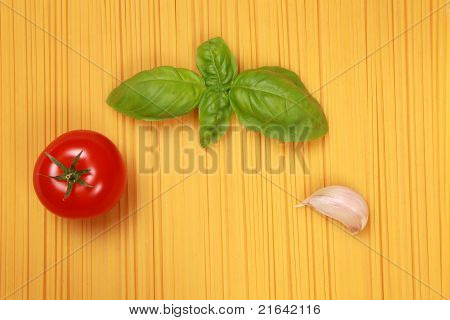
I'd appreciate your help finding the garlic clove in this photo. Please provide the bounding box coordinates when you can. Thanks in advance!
[295,185,369,234]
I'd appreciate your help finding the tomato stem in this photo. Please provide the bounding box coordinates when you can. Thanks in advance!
[42,150,94,200]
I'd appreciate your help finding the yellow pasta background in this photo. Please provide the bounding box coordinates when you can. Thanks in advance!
[0,0,448,299]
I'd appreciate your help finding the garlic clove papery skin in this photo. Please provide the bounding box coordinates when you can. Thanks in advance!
[295,186,369,234]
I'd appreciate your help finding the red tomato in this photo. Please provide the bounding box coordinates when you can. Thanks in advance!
[33,130,126,218]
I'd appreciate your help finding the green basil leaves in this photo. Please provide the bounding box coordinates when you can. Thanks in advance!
[196,37,237,147]
[106,38,328,147]
[106,66,205,120]
[229,68,328,142]
[198,89,232,147]
[196,37,238,89]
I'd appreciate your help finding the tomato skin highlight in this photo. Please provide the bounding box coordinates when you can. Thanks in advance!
[33,130,126,218]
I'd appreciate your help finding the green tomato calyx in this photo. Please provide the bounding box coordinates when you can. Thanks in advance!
[41,150,94,200]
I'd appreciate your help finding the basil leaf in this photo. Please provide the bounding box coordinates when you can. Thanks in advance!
[106,66,205,120]
[196,37,238,88]
[199,89,232,148]
[229,68,328,142]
